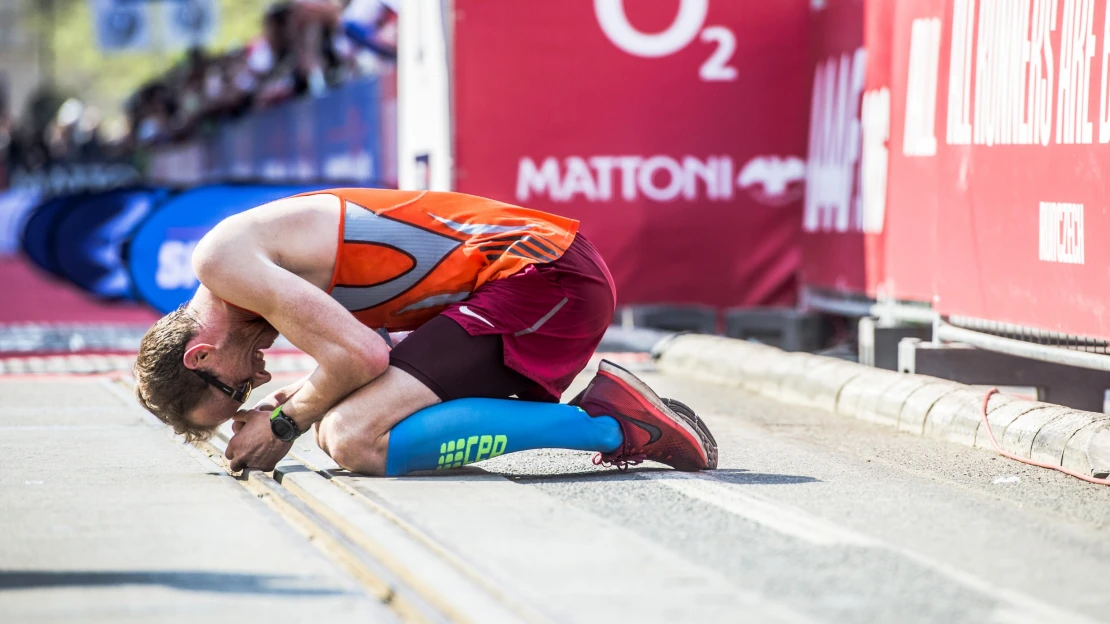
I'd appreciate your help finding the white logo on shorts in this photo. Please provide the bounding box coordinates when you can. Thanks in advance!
[459,306,495,328]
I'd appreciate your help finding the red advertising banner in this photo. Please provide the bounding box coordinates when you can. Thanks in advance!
[801,0,867,295]
[913,0,1110,339]
[453,0,811,308]
[802,0,899,299]
[861,0,897,297]
[881,0,948,304]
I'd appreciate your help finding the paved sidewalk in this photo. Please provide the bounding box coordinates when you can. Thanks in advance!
[0,377,389,623]
[5,361,1110,623]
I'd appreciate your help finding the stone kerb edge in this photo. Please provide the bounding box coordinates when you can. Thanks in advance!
[780,357,864,412]
[655,334,1106,476]
[921,388,998,446]
[1029,411,1108,466]
[836,369,918,428]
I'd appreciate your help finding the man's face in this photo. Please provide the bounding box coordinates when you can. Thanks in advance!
[187,318,280,431]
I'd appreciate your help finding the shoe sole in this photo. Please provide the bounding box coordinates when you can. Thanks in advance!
[597,359,713,470]
[662,398,718,470]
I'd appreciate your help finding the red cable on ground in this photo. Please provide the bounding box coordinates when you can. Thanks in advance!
[979,388,1110,486]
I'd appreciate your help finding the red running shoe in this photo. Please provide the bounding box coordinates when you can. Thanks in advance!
[571,359,717,471]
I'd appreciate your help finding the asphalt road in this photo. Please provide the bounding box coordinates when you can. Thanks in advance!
[336,364,1110,624]
[3,361,1110,623]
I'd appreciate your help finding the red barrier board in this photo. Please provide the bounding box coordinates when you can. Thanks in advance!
[801,0,867,294]
[0,258,157,325]
[802,0,903,299]
[919,0,1110,338]
[453,0,810,308]
[881,0,948,303]
[861,0,897,297]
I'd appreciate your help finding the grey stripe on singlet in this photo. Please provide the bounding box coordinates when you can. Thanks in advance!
[330,200,462,312]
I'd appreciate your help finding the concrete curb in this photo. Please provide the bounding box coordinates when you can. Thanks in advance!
[656,334,1110,479]
[597,325,676,353]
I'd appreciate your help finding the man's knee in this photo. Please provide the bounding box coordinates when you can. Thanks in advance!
[317,411,389,475]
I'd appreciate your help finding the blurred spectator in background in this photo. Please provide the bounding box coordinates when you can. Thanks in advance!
[7,87,67,173]
[247,3,299,106]
[1,82,136,192]
[1,0,399,174]
[128,82,176,147]
[336,0,398,60]
[297,0,398,78]
[131,0,398,145]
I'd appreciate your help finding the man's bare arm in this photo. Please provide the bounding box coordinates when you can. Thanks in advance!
[193,221,389,430]
[253,372,312,411]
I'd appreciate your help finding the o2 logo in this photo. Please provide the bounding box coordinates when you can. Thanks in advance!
[155,240,200,290]
[594,0,737,81]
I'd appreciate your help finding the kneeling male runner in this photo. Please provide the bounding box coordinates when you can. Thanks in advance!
[133,188,717,475]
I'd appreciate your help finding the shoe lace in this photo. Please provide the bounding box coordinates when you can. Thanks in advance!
[592,451,646,471]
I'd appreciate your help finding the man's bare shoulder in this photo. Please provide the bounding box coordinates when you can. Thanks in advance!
[248,192,343,231]
[194,192,342,290]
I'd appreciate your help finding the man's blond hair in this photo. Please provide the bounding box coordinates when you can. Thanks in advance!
[133,304,214,442]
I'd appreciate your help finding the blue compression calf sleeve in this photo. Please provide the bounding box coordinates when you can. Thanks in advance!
[384,398,623,476]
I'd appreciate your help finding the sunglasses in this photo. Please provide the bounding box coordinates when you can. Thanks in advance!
[191,369,253,404]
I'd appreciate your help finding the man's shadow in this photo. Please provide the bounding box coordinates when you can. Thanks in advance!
[322,465,819,486]
[500,467,821,485]
[0,570,346,596]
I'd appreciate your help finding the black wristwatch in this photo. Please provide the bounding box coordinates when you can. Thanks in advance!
[270,405,302,442]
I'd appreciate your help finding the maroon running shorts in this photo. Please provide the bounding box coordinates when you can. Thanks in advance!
[388,233,616,402]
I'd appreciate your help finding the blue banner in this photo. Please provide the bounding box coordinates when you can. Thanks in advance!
[53,187,170,301]
[0,188,43,257]
[21,195,88,278]
[127,184,329,314]
[314,79,383,184]
[148,76,389,187]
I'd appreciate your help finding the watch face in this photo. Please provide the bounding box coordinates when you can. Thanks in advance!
[272,416,295,441]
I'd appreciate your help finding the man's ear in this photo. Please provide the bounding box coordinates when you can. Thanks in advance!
[183,343,216,370]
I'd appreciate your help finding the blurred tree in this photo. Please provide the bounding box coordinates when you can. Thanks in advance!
[22,0,274,117]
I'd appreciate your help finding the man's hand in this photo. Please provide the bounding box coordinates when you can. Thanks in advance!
[226,409,293,472]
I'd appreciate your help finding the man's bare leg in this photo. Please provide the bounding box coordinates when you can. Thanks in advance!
[315,365,439,475]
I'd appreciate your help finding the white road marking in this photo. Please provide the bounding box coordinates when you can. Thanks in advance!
[637,472,880,547]
[638,472,1101,624]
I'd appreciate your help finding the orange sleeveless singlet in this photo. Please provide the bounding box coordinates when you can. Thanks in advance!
[311,188,579,331]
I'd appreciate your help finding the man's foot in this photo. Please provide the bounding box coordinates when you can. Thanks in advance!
[571,360,717,471]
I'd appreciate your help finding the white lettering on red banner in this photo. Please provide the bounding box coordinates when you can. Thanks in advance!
[1056,0,1096,144]
[1100,0,1110,141]
[861,87,889,234]
[594,0,707,57]
[516,155,805,205]
[805,48,867,233]
[904,18,942,156]
[946,0,975,144]
[943,0,1110,147]
[1039,201,1085,263]
[738,156,806,206]
[593,0,737,82]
